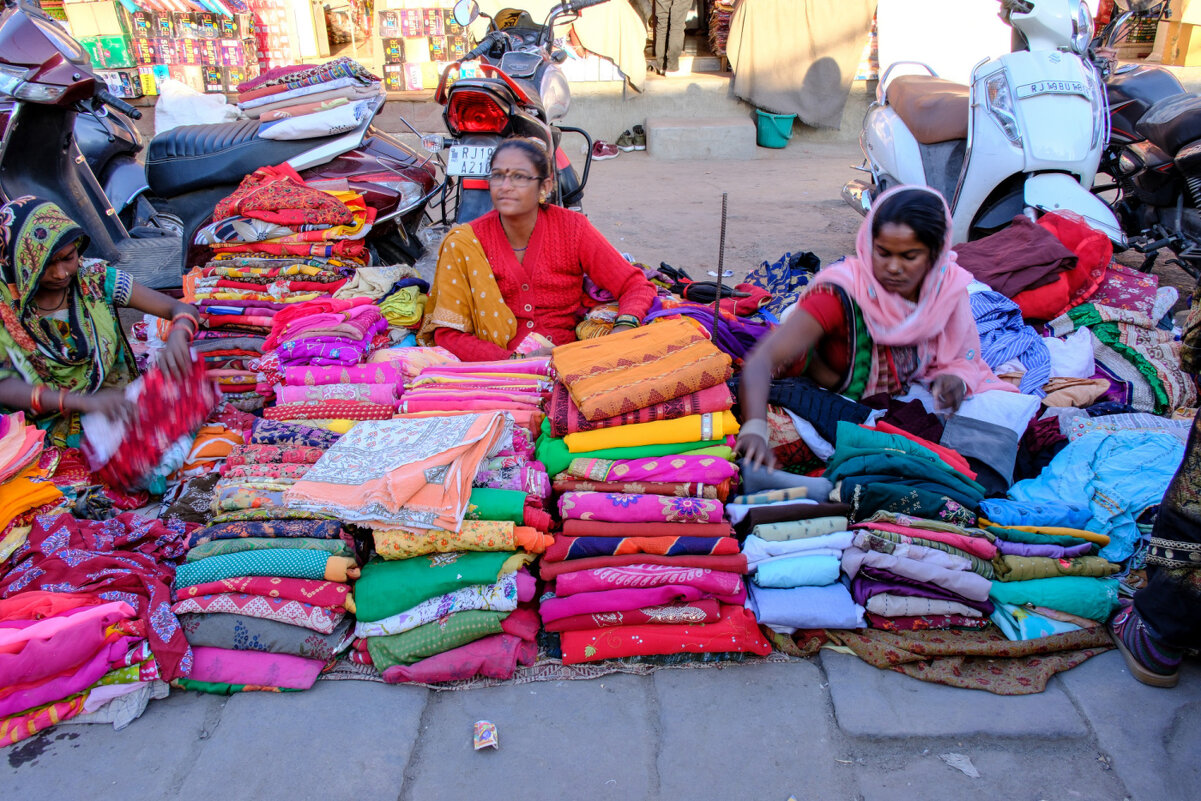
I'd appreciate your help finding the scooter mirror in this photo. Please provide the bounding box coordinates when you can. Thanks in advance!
[453,0,480,26]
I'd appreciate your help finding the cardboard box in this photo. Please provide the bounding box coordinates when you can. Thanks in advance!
[223,65,253,94]
[203,64,225,94]
[378,10,401,38]
[218,38,256,67]
[95,67,143,99]
[199,38,221,67]
[427,35,448,61]
[80,35,135,69]
[381,38,405,64]
[137,64,170,95]
[400,9,423,37]
[447,34,467,61]
[173,37,202,66]
[168,64,205,93]
[218,13,255,39]
[196,12,220,39]
[442,8,464,36]
[404,62,424,91]
[171,11,200,39]
[1163,21,1201,66]
[128,9,156,38]
[63,1,130,39]
[154,12,174,38]
[422,8,444,36]
[383,63,404,92]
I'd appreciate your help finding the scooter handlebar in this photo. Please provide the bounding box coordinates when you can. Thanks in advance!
[561,0,609,11]
[96,88,141,120]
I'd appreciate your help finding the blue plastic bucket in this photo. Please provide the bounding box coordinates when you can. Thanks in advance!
[756,109,796,148]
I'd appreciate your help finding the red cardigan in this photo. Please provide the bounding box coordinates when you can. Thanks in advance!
[434,206,656,361]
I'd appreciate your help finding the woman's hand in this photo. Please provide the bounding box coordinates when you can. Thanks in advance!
[610,322,637,334]
[735,431,776,471]
[158,327,193,379]
[82,389,136,425]
[932,373,967,413]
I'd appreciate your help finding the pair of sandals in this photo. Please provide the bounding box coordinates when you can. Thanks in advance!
[616,125,647,152]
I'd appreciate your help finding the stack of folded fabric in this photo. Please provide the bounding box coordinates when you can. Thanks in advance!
[237,57,383,138]
[399,357,553,416]
[165,418,357,693]
[0,513,191,743]
[268,358,402,425]
[0,413,61,566]
[539,319,770,664]
[283,412,545,683]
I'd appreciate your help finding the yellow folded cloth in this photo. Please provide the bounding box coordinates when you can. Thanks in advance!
[978,518,1111,547]
[564,411,740,454]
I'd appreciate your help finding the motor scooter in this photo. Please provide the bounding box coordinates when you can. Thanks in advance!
[0,0,441,289]
[426,0,607,223]
[1091,1,1201,280]
[843,0,1123,245]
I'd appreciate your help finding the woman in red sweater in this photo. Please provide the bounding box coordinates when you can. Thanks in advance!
[419,138,656,361]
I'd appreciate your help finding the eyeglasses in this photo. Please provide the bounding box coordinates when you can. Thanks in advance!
[487,171,541,186]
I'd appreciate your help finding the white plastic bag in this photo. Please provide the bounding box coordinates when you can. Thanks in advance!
[154,80,242,134]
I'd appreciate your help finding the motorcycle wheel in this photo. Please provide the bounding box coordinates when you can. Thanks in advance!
[135,196,185,238]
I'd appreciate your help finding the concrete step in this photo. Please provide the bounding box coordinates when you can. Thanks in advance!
[645,115,757,160]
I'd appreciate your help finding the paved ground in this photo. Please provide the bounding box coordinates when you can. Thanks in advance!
[7,141,1199,800]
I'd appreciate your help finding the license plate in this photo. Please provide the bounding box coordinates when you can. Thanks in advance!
[1015,80,1089,99]
[446,145,496,177]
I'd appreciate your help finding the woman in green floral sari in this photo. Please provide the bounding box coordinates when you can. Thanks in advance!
[0,196,196,446]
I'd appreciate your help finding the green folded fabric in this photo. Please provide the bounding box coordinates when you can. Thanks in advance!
[174,548,331,589]
[828,422,988,501]
[175,678,303,695]
[466,488,527,524]
[366,610,507,670]
[536,418,724,477]
[354,551,518,623]
[987,525,1093,548]
[992,554,1120,582]
[988,577,1121,622]
[185,537,351,562]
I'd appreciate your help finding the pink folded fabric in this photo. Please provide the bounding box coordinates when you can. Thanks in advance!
[552,565,744,598]
[853,521,998,560]
[282,363,403,388]
[275,383,397,406]
[381,633,536,684]
[170,593,346,634]
[399,399,542,414]
[558,492,724,524]
[0,602,135,688]
[420,358,550,376]
[562,454,738,485]
[539,584,746,623]
[188,646,325,690]
[0,638,134,718]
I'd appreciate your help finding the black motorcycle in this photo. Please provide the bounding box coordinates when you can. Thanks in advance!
[428,0,607,223]
[1094,0,1201,280]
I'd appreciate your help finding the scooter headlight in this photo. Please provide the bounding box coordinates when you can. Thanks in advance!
[1071,1,1094,55]
[984,71,1022,146]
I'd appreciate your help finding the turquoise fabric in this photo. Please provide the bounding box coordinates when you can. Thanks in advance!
[174,548,330,589]
[988,577,1121,622]
[752,555,841,588]
[989,602,1082,641]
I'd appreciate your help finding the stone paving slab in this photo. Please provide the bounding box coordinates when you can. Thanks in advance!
[401,673,658,801]
[176,681,428,801]
[850,743,1130,801]
[1057,650,1201,801]
[822,650,1089,739]
[653,661,855,801]
[2,688,226,795]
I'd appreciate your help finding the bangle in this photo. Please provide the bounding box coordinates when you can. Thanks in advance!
[56,389,68,415]
[172,312,200,334]
[30,385,44,415]
[738,418,770,443]
[614,314,641,328]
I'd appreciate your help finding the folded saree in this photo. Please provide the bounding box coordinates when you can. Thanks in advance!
[185,537,350,562]
[186,519,342,549]
[988,577,1121,622]
[174,577,349,608]
[538,552,747,579]
[753,555,843,588]
[564,412,739,454]
[851,575,995,616]
[171,593,345,634]
[179,613,351,660]
[381,633,537,684]
[743,532,855,567]
[992,554,1119,582]
[352,551,532,623]
[554,564,744,598]
[249,418,341,449]
[187,647,325,690]
[865,594,984,618]
[553,478,723,500]
[263,401,393,421]
[752,517,850,541]
[843,482,976,527]
[1,695,86,746]
[275,383,397,405]
[353,571,521,638]
[552,318,733,421]
[283,363,402,387]
[558,492,724,524]
[746,583,866,630]
[561,453,738,485]
[866,612,991,631]
[543,535,741,561]
[852,520,997,561]
[372,522,551,559]
[367,608,539,670]
[547,381,734,437]
[284,414,508,529]
[560,604,771,664]
[0,602,134,689]
[852,528,995,579]
[173,549,356,588]
[842,542,992,602]
[543,598,723,632]
[561,519,732,538]
[541,582,744,624]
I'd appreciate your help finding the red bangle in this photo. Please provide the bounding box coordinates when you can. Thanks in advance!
[30,385,44,415]
[56,390,68,415]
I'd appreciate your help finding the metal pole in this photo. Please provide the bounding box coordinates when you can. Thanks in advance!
[712,191,727,339]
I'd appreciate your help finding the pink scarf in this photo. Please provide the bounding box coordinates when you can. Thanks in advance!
[811,185,1013,397]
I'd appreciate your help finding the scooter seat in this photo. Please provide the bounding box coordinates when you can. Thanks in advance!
[1137,93,1201,156]
[145,120,344,198]
[886,75,970,145]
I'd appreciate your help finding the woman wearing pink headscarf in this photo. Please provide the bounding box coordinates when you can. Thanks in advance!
[737,185,1013,468]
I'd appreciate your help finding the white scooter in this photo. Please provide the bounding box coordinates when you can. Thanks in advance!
[843,0,1124,245]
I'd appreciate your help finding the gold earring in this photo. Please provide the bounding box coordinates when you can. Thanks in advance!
[539,192,548,204]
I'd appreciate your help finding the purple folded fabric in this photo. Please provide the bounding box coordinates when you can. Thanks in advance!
[992,540,1094,558]
[850,575,995,616]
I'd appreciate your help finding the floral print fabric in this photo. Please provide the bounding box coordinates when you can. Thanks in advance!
[558,491,723,524]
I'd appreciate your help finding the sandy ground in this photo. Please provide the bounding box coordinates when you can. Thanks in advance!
[574,143,866,282]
